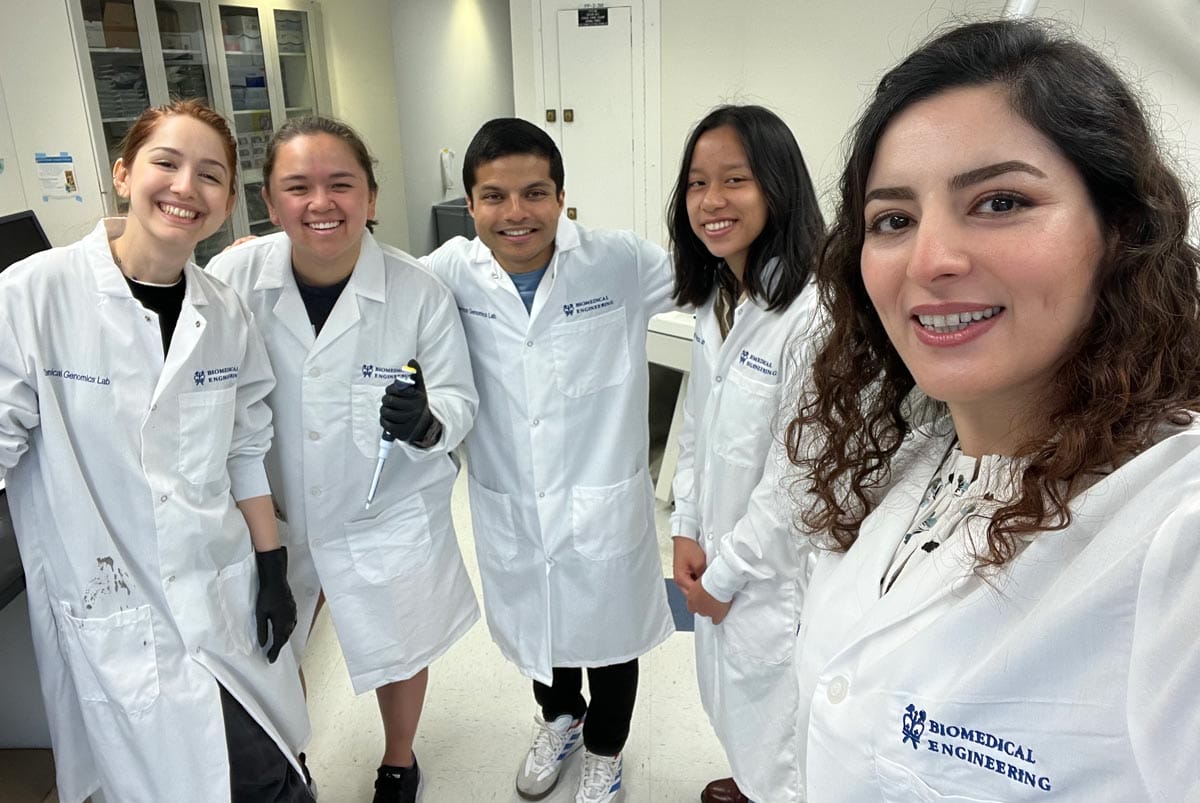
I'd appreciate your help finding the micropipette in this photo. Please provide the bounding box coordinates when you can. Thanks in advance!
[365,363,417,509]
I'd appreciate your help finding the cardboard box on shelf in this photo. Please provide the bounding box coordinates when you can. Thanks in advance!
[103,2,139,49]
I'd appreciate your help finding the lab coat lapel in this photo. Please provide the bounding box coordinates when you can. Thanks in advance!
[840,435,968,648]
[152,263,210,405]
[312,234,385,355]
[254,238,316,351]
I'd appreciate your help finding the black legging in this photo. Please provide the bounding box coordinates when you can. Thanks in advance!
[532,658,639,756]
[220,686,314,803]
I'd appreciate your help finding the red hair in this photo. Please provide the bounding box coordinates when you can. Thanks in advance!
[117,99,238,194]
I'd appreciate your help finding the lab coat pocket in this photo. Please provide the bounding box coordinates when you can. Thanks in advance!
[721,576,796,665]
[468,480,520,564]
[713,370,778,469]
[571,467,652,561]
[351,382,387,458]
[216,553,259,656]
[874,754,1003,803]
[343,496,434,584]
[179,386,237,484]
[549,307,631,397]
[57,602,161,717]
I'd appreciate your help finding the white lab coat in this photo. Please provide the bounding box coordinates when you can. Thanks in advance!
[0,220,309,803]
[422,220,675,683]
[796,421,1200,802]
[208,232,480,693]
[671,275,819,803]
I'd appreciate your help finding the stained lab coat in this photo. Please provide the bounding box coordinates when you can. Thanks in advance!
[671,277,819,803]
[796,422,1200,802]
[0,220,309,803]
[423,220,675,683]
[208,232,480,693]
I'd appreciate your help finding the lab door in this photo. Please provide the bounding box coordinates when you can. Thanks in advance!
[543,5,637,232]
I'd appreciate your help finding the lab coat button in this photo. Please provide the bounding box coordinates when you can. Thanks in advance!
[308,367,320,378]
[538,491,546,499]
[159,494,168,503]
[308,431,320,441]
[531,418,540,427]
[715,375,723,383]
[151,404,158,412]
[526,340,534,347]
[310,487,322,497]
[827,676,849,704]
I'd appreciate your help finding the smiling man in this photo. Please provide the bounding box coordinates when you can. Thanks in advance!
[422,118,676,803]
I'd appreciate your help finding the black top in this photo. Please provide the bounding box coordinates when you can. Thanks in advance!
[294,268,350,336]
[126,274,187,354]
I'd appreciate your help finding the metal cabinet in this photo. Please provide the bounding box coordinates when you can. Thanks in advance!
[69,0,330,264]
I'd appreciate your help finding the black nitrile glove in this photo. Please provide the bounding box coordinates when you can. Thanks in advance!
[255,546,297,663]
[379,358,436,445]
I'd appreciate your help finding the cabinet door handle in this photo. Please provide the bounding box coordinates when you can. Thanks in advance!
[563,108,574,123]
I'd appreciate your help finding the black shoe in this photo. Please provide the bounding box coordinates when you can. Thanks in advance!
[373,756,421,803]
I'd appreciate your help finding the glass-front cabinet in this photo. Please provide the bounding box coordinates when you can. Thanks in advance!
[69,0,329,264]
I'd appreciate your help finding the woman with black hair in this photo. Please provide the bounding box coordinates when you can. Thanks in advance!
[667,104,824,803]
[791,19,1199,801]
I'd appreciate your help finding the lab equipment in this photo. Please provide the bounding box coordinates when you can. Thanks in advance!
[365,363,417,509]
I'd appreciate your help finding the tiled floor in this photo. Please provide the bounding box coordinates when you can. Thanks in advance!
[302,463,729,802]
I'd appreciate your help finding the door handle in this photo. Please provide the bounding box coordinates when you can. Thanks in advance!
[563,108,574,123]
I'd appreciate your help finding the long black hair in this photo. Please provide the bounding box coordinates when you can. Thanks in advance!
[668,105,825,310]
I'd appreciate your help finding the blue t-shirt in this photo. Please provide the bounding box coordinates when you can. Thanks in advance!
[507,265,549,312]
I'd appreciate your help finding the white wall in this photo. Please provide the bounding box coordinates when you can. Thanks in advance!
[509,0,1200,237]
[392,0,515,256]
[1033,0,1200,195]
[0,0,106,244]
[323,0,411,250]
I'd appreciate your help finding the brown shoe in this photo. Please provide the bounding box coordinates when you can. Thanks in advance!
[701,777,749,803]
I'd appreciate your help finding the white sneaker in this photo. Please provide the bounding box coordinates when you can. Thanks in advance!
[575,750,623,803]
[515,713,584,800]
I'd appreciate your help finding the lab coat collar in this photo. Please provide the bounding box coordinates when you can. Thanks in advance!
[469,214,582,281]
[251,230,385,302]
[86,219,209,307]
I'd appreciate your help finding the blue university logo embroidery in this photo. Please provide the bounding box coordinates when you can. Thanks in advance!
[739,349,749,364]
[361,364,375,378]
[193,370,205,386]
[903,704,927,749]
[563,303,575,317]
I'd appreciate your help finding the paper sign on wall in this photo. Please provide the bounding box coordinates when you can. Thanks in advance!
[36,152,82,203]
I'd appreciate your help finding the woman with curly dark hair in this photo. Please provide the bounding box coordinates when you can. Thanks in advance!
[789,18,1199,801]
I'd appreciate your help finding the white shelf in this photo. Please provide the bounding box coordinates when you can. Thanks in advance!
[89,47,142,54]
[101,116,141,123]
[279,51,307,57]
[225,49,265,56]
[162,49,205,57]
[233,107,271,114]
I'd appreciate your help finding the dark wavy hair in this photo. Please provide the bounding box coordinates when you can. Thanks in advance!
[262,115,379,232]
[668,105,825,310]
[789,19,1200,567]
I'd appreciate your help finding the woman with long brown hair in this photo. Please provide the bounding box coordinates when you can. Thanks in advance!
[790,19,1199,801]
